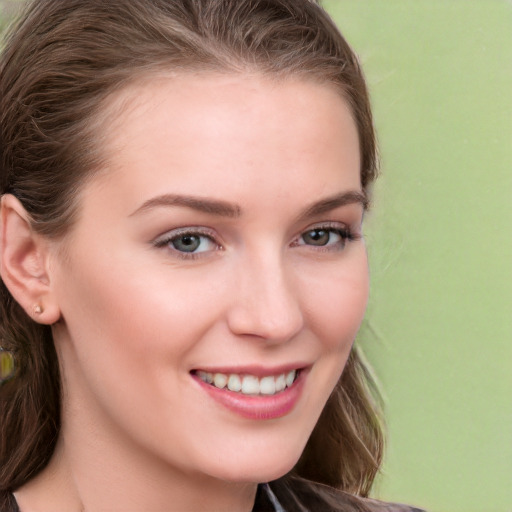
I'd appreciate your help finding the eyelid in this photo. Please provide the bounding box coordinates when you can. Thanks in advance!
[291,221,361,249]
[293,221,356,239]
[153,226,219,245]
[152,226,222,259]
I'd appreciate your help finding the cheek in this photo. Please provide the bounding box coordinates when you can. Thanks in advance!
[294,251,369,429]
[57,258,221,367]
[53,252,227,443]
[300,250,369,351]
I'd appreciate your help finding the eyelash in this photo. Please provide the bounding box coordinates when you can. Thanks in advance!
[153,227,220,260]
[292,223,360,252]
[153,223,359,260]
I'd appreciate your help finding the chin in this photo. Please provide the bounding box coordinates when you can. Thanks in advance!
[202,441,305,484]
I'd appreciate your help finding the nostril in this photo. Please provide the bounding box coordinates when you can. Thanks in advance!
[226,263,304,342]
[226,306,304,343]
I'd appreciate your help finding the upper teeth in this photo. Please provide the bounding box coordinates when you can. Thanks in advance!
[196,370,297,396]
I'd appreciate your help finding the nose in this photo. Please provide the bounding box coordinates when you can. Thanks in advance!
[226,252,304,344]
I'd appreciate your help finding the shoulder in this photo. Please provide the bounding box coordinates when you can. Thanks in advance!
[268,476,426,512]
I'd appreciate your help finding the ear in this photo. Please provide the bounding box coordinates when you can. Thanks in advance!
[0,194,61,325]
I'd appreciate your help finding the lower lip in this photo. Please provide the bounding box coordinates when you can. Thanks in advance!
[192,370,307,420]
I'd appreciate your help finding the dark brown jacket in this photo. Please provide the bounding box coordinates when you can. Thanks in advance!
[254,477,426,512]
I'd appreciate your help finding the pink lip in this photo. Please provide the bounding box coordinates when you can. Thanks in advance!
[191,367,308,420]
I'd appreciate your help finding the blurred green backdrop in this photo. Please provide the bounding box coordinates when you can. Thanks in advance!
[1,1,510,512]
[323,1,512,511]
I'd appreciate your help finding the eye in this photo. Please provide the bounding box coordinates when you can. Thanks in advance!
[153,229,219,256]
[295,225,354,251]
[302,228,336,246]
[171,233,216,253]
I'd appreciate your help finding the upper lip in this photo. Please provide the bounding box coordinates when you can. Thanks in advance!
[190,362,311,378]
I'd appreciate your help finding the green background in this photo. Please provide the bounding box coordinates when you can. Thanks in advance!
[323,1,512,511]
[1,1,511,511]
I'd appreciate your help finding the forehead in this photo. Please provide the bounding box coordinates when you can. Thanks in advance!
[88,72,361,212]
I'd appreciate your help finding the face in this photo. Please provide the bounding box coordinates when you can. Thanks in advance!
[50,73,369,484]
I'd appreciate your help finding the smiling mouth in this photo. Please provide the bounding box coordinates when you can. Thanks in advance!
[191,369,300,397]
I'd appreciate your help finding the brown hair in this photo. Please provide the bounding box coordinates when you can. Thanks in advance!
[0,0,382,507]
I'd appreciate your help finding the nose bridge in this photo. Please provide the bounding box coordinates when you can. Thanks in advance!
[227,246,304,343]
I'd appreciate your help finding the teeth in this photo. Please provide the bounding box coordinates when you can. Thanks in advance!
[197,371,213,384]
[213,373,227,389]
[285,370,296,387]
[259,376,276,395]
[227,374,242,392]
[241,375,260,394]
[275,374,286,392]
[198,369,298,396]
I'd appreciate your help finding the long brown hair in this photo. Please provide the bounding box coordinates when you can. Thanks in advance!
[0,0,382,507]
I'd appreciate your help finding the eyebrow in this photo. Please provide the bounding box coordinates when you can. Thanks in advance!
[130,194,242,218]
[297,190,368,221]
[130,190,367,219]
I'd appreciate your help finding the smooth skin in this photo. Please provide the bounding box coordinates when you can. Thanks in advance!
[1,74,369,511]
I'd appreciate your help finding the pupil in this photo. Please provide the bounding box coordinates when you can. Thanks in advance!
[305,229,329,246]
[182,236,195,246]
[173,235,200,252]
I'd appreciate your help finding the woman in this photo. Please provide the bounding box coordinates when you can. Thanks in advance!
[0,1,425,511]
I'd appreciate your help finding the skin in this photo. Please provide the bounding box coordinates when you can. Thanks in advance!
[6,74,369,511]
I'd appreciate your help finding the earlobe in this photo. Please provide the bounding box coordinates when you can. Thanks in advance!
[0,194,61,325]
